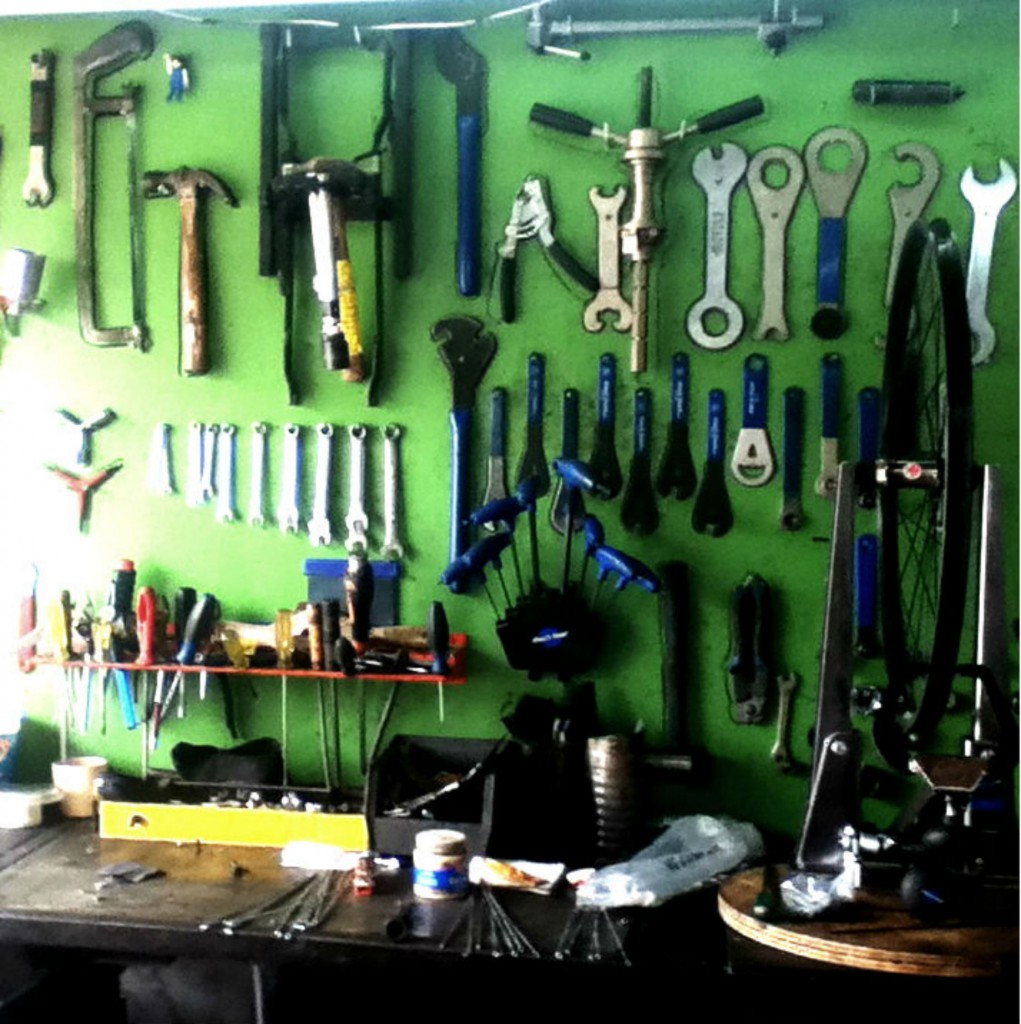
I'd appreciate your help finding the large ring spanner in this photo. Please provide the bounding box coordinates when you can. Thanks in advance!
[804,127,867,340]
[747,145,804,341]
[584,187,633,334]
[885,142,941,308]
[687,143,748,351]
[308,423,334,547]
[346,425,369,553]
[960,158,1017,366]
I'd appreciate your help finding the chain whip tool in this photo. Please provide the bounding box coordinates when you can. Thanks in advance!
[186,421,204,507]
[687,142,748,351]
[804,127,867,339]
[148,423,174,495]
[772,672,799,773]
[731,354,775,487]
[277,424,302,534]
[960,159,1017,365]
[248,423,269,527]
[584,187,633,335]
[588,353,623,499]
[382,425,405,560]
[23,50,56,207]
[346,425,369,553]
[691,389,733,537]
[884,142,940,309]
[779,387,805,531]
[215,424,237,522]
[815,353,841,498]
[481,388,510,529]
[747,145,804,340]
[656,352,696,500]
[306,424,335,547]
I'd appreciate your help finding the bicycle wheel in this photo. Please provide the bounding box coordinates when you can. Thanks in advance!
[875,218,974,771]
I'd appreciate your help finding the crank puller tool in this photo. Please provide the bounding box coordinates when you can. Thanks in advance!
[691,389,733,537]
[550,389,585,535]
[432,316,497,586]
[481,387,510,530]
[855,386,880,509]
[588,353,622,499]
[516,352,551,498]
[730,353,775,487]
[815,353,841,499]
[855,534,880,658]
[656,352,696,500]
[620,388,658,535]
[23,50,56,207]
[803,127,867,340]
[779,386,805,531]
[726,573,771,724]
[434,32,486,297]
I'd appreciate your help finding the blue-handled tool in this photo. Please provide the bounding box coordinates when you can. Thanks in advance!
[815,353,841,498]
[731,353,775,487]
[588,353,623,498]
[656,352,697,500]
[434,32,486,297]
[780,386,805,531]
[592,544,660,595]
[550,389,585,535]
[855,533,880,658]
[692,389,733,537]
[856,386,881,508]
[579,514,605,590]
[481,388,510,530]
[432,316,497,589]
[620,387,659,535]
[516,352,551,497]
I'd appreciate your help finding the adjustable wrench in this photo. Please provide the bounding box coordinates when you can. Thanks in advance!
[248,423,269,527]
[885,142,940,308]
[382,424,405,560]
[771,672,799,773]
[346,425,369,553]
[201,423,219,503]
[687,143,748,351]
[186,421,204,507]
[584,187,633,334]
[308,423,335,547]
[277,424,302,535]
[747,145,804,340]
[215,424,237,523]
[960,159,1017,366]
[23,51,56,207]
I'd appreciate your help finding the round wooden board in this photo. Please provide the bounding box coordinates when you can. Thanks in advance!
[718,866,1018,978]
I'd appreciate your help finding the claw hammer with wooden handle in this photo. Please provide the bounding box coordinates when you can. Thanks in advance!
[143,167,238,376]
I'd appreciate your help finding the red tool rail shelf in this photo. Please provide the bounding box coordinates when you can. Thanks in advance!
[34,633,469,685]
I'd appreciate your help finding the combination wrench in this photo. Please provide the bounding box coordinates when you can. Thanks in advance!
[346,425,369,553]
[308,423,335,547]
[960,158,1017,366]
[148,423,174,496]
[687,143,748,351]
[746,145,804,341]
[771,672,799,773]
[584,187,633,335]
[382,424,405,560]
[201,423,219,503]
[186,421,204,507]
[248,423,269,527]
[277,424,302,535]
[215,424,237,523]
[23,50,56,207]
[885,142,941,308]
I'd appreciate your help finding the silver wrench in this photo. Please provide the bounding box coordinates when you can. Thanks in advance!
[200,423,219,503]
[22,51,55,208]
[771,672,799,773]
[148,422,174,496]
[584,187,633,333]
[186,421,204,507]
[687,143,748,351]
[345,425,369,553]
[747,145,804,341]
[248,422,269,527]
[960,159,1017,366]
[277,424,302,535]
[381,424,405,560]
[885,142,941,308]
[308,423,335,547]
[215,424,237,523]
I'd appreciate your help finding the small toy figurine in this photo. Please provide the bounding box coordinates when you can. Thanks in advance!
[164,54,190,101]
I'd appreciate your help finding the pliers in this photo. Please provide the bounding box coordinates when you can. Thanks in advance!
[497,176,597,322]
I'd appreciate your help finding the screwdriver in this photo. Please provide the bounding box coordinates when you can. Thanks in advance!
[47,593,75,755]
[276,609,295,784]
[136,586,156,749]
[155,592,217,743]
[346,556,375,777]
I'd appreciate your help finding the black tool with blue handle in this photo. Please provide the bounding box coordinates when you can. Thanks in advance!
[588,353,622,499]
[780,386,805,531]
[692,389,733,537]
[656,352,696,500]
[516,352,551,497]
[855,533,880,658]
[856,386,881,508]
[621,387,659,535]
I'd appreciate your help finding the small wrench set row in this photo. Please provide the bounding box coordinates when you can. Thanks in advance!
[148,421,405,557]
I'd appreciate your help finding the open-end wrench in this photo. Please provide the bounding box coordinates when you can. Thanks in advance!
[771,672,799,773]
[516,352,551,497]
[200,423,219,503]
[620,387,658,535]
[382,424,405,560]
[588,353,623,499]
[584,187,633,334]
[248,422,269,527]
[23,51,56,207]
[215,424,237,523]
[186,421,204,507]
[346,425,369,553]
[687,143,748,351]
[804,127,867,339]
[277,423,302,535]
[730,354,775,487]
[308,423,334,547]
[481,388,509,531]
[656,352,697,500]
[550,389,585,536]
[779,387,805,531]
[148,422,174,496]
[815,353,841,499]
[885,142,940,308]
[691,389,733,537]
[960,159,1017,365]
[747,145,804,340]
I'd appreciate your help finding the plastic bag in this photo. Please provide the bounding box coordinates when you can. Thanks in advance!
[575,814,765,909]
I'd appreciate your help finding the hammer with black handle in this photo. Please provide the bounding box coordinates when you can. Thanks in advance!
[143,167,238,375]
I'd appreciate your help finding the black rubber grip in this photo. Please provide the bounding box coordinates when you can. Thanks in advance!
[499,255,517,322]
[547,238,598,294]
[694,95,764,135]
[852,79,964,106]
[529,102,596,138]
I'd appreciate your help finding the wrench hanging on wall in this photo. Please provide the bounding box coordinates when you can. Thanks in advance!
[23,50,56,207]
